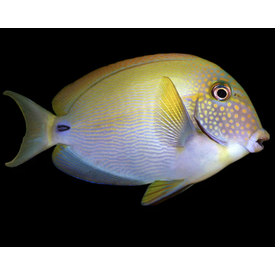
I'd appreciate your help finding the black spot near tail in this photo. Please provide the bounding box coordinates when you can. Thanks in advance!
[57,125,70,132]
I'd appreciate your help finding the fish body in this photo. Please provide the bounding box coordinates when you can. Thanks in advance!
[4,54,270,205]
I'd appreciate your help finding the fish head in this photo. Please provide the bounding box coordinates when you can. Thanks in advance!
[194,61,269,153]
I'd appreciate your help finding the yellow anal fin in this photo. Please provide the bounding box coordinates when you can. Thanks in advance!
[155,77,196,147]
[141,179,192,206]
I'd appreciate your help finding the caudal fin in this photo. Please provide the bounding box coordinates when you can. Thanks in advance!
[4,91,56,167]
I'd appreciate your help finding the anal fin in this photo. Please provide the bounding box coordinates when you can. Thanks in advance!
[141,179,192,206]
[52,144,143,186]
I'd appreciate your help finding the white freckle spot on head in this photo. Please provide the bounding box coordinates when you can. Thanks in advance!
[214,132,218,136]
[231,125,235,129]
[246,123,250,128]
[229,119,233,123]
[222,129,226,133]
[200,114,204,118]
[222,117,226,121]
[241,126,244,130]
[241,131,245,135]
[219,123,223,127]
[209,125,213,129]
[234,114,238,118]
[210,116,214,120]
[236,130,239,134]
[215,117,219,121]
[247,131,251,135]
[226,123,229,127]
[229,130,233,134]
[241,117,245,121]
[236,123,240,127]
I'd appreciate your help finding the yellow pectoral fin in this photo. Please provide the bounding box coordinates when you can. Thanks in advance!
[141,179,192,206]
[155,77,196,147]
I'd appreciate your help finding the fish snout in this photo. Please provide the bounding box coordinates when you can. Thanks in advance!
[246,129,270,153]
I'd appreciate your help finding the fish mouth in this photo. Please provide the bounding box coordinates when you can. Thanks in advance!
[195,118,270,153]
[246,129,270,153]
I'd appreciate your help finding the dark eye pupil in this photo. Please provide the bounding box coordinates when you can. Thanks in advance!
[217,89,227,99]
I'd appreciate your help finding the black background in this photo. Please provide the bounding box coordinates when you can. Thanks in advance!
[1,29,274,247]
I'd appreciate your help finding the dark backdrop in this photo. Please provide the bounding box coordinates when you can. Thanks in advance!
[0,8,274,272]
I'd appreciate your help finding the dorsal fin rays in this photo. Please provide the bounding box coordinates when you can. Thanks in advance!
[52,54,196,116]
[155,76,196,147]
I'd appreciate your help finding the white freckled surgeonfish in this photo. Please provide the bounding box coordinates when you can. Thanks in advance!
[4,54,270,205]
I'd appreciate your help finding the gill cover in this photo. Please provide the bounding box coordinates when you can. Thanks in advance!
[195,81,264,149]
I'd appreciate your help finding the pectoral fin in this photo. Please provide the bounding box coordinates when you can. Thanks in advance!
[141,179,192,206]
[155,77,196,147]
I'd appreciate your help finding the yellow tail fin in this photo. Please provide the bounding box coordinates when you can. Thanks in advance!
[4,91,56,167]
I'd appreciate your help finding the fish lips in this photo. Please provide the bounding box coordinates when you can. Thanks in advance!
[195,116,270,153]
[246,129,270,153]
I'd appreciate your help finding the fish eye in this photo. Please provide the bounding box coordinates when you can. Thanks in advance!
[212,84,231,101]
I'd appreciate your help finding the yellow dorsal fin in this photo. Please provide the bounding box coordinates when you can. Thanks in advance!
[52,54,196,116]
[141,179,192,206]
[155,77,196,147]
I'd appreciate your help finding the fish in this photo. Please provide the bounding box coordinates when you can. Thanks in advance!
[4,53,270,205]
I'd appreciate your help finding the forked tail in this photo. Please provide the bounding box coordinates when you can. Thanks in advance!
[4,91,56,167]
